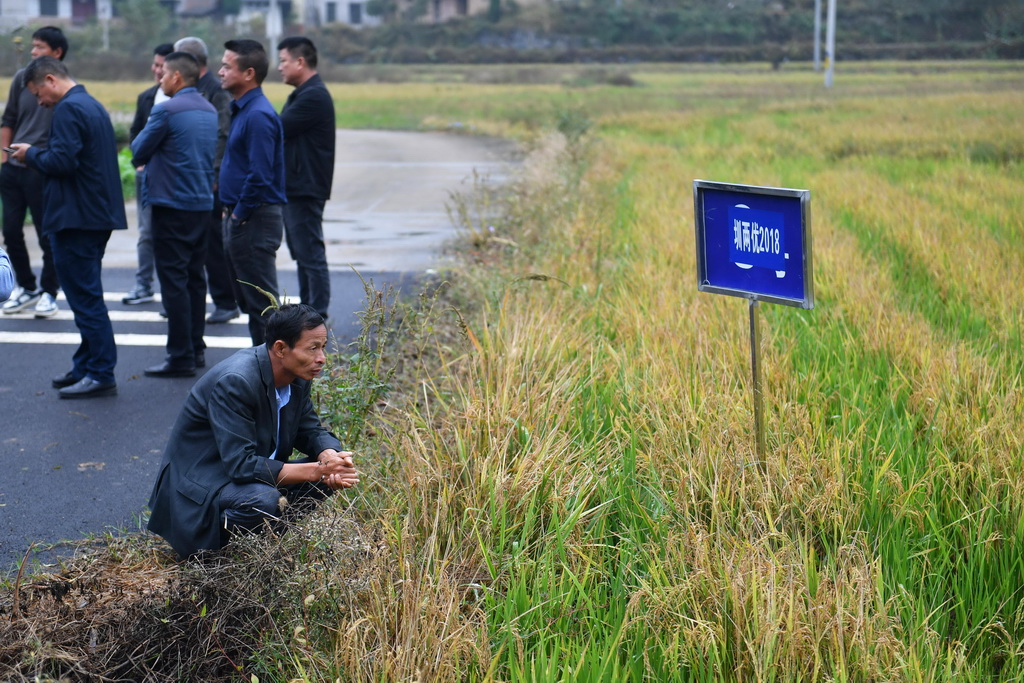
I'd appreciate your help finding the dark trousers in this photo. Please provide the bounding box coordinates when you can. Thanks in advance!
[0,163,58,296]
[50,229,116,384]
[218,476,333,544]
[153,205,208,366]
[205,197,237,311]
[223,203,282,345]
[283,198,330,317]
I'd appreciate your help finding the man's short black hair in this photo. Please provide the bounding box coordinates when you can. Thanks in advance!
[31,26,68,61]
[23,56,70,85]
[266,304,325,349]
[163,51,200,87]
[154,42,175,57]
[277,36,318,70]
[224,39,269,85]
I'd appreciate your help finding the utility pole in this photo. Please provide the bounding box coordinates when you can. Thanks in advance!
[813,0,822,71]
[824,0,836,88]
[267,0,282,66]
[99,0,111,51]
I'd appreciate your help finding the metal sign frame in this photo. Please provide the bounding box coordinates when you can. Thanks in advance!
[693,180,814,310]
[693,179,814,461]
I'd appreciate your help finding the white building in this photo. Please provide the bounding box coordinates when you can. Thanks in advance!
[236,0,380,28]
[0,0,98,31]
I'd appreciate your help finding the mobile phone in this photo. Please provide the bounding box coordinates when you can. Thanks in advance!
[2,147,16,155]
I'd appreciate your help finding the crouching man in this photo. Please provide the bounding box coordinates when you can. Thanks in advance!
[147,303,358,558]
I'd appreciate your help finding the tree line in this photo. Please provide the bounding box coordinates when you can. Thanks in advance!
[1,0,1020,78]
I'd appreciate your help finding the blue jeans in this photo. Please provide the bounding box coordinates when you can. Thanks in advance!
[223,203,283,345]
[49,229,116,384]
[283,198,330,317]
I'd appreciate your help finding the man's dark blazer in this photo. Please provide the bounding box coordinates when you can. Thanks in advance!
[147,344,342,558]
[129,83,159,143]
[196,70,231,173]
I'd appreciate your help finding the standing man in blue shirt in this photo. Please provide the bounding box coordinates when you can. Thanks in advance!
[131,52,218,377]
[277,36,335,321]
[11,57,127,398]
[218,39,286,346]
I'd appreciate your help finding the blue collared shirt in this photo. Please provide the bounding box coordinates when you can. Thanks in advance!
[219,86,286,221]
[269,383,292,460]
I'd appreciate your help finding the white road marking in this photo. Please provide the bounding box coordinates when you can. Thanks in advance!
[1,310,247,324]
[0,332,251,348]
[0,292,259,348]
[97,292,300,304]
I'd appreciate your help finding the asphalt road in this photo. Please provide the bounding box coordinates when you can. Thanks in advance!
[0,129,516,575]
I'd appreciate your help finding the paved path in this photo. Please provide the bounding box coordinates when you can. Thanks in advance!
[0,130,516,574]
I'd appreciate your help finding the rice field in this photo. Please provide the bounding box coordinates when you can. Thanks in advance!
[7,61,1024,681]
[290,61,1024,682]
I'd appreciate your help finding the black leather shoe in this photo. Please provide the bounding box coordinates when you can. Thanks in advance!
[59,377,117,399]
[195,352,206,368]
[52,371,82,389]
[207,307,240,324]
[145,361,196,377]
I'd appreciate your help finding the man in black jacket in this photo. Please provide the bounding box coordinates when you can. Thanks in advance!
[174,36,241,325]
[277,37,335,320]
[124,43,174,305]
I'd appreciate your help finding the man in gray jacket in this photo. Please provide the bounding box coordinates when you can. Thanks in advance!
[146,304,359,559]
[1,26,67,318]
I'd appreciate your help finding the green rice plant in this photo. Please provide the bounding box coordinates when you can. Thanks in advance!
[313,273,402,449]
[117,146,136,200]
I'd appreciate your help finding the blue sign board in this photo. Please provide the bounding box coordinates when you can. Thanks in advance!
[693,180,813,309]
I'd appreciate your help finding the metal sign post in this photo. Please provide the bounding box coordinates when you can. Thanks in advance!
[749,299,766,460]
[693,180,813,459]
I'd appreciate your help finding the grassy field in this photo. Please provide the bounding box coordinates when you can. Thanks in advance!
[3,61,1023,681]
[299,61,1023,682]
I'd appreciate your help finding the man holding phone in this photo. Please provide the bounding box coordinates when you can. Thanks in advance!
[10,57,127,398]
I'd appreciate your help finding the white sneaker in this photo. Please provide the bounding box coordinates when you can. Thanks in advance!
[2,287,42,314]
[34,292,58,318]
